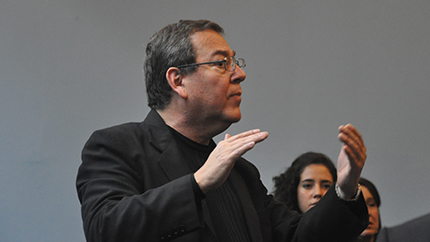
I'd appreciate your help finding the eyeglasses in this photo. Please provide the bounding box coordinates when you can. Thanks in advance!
[176,56,246,72]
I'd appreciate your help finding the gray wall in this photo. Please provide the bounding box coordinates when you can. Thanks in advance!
[1,1,429,241]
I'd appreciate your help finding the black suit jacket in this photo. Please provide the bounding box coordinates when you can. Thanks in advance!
[76,109,368,242]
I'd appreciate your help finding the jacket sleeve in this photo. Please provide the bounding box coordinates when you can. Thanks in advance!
[76,126,204,242]
[291,186,369,242]
[235,158,368,242]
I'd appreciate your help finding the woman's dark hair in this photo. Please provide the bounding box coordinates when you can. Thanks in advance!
[144,20,224,110]
[359,177,381,208]
[272,152,337,213]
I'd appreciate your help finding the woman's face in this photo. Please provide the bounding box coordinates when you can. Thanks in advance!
[297,164,334,213]
[360,186,380,238]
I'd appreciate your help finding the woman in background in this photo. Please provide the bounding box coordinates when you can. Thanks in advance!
[273,152,382,241]
[358,177,381,242]
[272,151,337,213]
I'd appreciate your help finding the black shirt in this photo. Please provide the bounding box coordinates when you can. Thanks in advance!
[170,127,251,242]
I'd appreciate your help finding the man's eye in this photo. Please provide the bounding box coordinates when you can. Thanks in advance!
[212,61,224,67]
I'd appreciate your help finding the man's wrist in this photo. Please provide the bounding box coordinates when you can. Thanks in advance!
[335,183,361,201]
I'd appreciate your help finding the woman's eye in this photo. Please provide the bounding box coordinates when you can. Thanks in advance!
[303,184,312,189]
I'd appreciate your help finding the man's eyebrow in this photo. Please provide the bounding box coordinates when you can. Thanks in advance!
[212,50,236,57]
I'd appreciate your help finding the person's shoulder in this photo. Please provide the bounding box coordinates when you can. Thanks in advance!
[86,121,146,145]
[96,122,143,134]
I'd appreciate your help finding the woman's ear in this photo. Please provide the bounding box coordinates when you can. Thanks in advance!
[166,67,187,99]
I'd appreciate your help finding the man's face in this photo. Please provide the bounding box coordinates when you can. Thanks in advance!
[182,29,246,128]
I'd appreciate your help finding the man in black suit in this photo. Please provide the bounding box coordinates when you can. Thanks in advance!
[76,19,368,242]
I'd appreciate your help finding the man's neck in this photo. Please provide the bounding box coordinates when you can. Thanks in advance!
[157,109,215,145]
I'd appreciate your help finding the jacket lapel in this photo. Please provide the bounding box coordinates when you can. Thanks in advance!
[143,110,217,236]
[157,141,192,180]
[144,109,192,180]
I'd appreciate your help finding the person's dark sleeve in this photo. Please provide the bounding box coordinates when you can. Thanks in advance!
[191,174,206,202]
[236,159,368,242]
[293,186,369,242]
[76,128,204,242]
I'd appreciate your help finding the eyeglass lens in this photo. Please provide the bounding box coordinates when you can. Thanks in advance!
[226,57,245,71]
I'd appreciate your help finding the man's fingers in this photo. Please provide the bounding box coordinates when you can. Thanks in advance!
[218,130,268,160]
[226,129,261,141]
[339,124,364,146]
[225,130,268,146]
[232,132,268,153]
[338,124,366,166]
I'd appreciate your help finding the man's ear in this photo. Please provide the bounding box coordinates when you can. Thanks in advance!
[166,67,187,99]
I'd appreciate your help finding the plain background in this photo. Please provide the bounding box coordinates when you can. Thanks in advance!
[1,1,429,241]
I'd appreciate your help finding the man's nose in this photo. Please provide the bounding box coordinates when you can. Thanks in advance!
[231,65,246,83]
